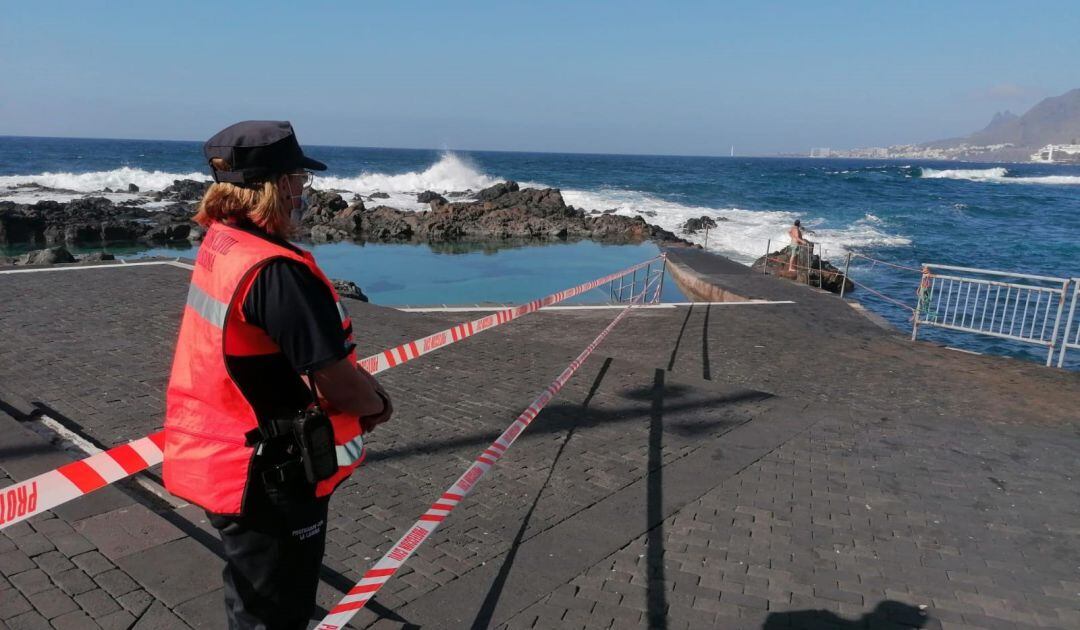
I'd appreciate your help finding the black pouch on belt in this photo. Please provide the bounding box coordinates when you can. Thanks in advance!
[292,406,337,484]
[291,370,338,484]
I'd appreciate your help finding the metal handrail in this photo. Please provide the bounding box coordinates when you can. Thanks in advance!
[928,274,1065,294]
[1057,279,1080,368]
[921,264,1068,284]
[913,265,1070,366]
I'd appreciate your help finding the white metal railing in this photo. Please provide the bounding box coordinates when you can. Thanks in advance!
[610,257,666,304]
[912,264,1070,366]
[1057,279,1080,367]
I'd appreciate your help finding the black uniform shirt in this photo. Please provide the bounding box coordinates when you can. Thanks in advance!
[225,227,355,422]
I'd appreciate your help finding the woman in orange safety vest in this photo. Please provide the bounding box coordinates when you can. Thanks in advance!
[164,120,393,630]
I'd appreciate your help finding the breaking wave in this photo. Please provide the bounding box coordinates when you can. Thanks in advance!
[0,167,209,192]
[920,167,1080,185]
[317,153,499,195]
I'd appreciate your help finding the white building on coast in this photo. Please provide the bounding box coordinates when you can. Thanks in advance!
[1030,144,1080,163]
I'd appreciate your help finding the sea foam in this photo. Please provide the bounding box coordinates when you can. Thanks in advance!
[0,167,209,193]
[920,167,1080,185]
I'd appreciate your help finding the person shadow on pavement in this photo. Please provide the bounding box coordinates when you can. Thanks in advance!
[762,600,929,629]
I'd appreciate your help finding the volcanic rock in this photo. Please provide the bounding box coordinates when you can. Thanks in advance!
[18,246,76,265]
[682,216,718,234]
[475,181,519,202]
[417,191,446,204]
[331,279,369,302]
[161,179,210,201]
[80,252,116,263]
[751,247,854,294]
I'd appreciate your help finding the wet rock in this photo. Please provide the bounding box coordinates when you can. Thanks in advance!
[363,206,418,240]
[144,222,191,242]
[682,216,718,234]
[80,252,116,263]
[128,183,140,192]
[475,181,519,202]
[296,181,691,247]
[752,247,854,294]
[368,192,390,199]
[18,246,76,265]
[100,221,141,242]
[310,225,350,243]
[161,179,210,201]
[417,191,446,204]
[331,279,369,302]
[329,204,366,234]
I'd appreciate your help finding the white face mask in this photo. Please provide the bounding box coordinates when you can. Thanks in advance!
[290,190,310,226]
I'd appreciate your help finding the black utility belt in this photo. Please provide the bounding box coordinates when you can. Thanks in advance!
[246,407,338,485]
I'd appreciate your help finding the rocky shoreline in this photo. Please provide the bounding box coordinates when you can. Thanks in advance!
[0,180,690,263]
[1,179,853,297]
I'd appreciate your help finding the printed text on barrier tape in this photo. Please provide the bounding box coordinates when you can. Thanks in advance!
[315,301,639,629]
[0,256,662,530]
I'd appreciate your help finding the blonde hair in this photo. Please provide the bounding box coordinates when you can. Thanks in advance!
[194,159,293,237]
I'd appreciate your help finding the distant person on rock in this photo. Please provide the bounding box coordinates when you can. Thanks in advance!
[787,219,812,272]
[162,121,393,629]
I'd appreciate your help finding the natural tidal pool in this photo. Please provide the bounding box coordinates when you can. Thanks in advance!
[24,239,687,306]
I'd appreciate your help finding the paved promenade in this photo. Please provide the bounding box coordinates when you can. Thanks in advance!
[1,253,1078,629]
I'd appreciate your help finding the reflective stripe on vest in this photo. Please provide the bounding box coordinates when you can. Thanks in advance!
[335,434,365,466]
[186,283,228,328]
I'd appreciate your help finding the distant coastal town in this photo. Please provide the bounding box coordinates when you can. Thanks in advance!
[808,142,1080,163]
[800,87,1080,163]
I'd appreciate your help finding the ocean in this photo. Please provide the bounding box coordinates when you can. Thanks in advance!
[2,136,1079,366]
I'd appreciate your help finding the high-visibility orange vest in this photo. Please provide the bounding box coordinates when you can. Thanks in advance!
[163,221,365,515]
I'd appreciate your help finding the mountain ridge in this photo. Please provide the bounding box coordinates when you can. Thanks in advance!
[928,88,1080,150]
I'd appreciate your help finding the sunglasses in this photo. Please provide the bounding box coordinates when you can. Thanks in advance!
[288,171,315,189]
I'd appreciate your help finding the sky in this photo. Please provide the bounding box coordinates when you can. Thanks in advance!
[2,1,1078,156]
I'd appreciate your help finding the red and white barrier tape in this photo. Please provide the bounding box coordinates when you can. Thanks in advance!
[0,256,662,530]
[316,302,639,629]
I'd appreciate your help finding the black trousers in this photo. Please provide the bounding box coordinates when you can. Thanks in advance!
[207,469,330,630]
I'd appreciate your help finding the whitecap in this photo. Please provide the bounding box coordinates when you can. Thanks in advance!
[920,167,1080,185]
[0,167,209,193]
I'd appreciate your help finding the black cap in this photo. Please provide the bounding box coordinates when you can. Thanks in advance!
[204,121,327,184]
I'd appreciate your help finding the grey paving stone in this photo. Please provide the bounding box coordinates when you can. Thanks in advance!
[74,587,122,619]
[173,588,227,630]
[75,506,186,561]
[10,568,53,597]
[0,586,35,618]
[53,568,97,597]
[32,551,75,577]
[130,601,191,630]
[25,587,79,620]
[115,538,221,608]
[0,549,37,575]
[5,610,51,630]
[94,569,140,599]
[71,551,114,577]
[96,609,137,630]
[117,588,154,617]
[13,533,55,557]
[46,532,97,558]
[49,609,101,630]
